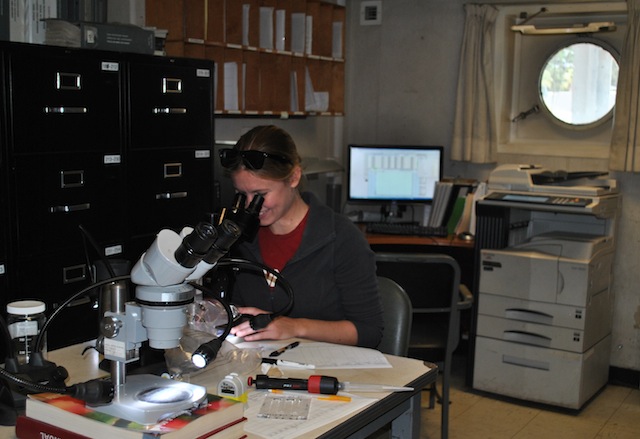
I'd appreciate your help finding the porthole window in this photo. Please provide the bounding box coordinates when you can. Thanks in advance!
[538,39,619,129]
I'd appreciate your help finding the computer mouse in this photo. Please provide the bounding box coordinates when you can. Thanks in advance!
[458,231,474,241]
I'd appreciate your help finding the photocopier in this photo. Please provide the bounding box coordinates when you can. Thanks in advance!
[472,164,620,409]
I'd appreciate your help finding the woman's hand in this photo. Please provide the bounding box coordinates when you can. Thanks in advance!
[230,306,359,345]
[229,306,281,341]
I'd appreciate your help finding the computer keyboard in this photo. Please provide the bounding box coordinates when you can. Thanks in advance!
[365,222,449,237]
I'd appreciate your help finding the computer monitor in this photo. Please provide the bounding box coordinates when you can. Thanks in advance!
[347,144,443,204]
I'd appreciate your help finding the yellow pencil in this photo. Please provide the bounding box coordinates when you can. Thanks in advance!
[317,395,352,402]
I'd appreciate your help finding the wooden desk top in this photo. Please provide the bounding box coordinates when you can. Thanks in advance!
[365,232,474,248]
[1,340,436,439]
[356,223,475,248]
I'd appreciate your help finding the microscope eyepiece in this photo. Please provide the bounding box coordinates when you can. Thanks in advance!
[174,222,218,268]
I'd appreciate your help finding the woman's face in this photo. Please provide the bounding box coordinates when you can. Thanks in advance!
[231,167,301,228]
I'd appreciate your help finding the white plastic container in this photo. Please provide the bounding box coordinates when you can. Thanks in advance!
[7,300,47,364]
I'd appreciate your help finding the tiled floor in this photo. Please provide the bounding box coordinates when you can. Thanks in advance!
[419,353,640,439]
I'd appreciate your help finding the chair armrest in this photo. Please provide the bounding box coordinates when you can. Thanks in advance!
[457,284,474,310]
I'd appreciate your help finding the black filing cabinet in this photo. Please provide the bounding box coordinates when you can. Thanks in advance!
[125,54,215,258]
[0,47,9,360]
[5,43,127,349]
[1,42,215,350]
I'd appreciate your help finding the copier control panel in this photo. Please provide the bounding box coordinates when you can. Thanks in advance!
[484,192,592,207]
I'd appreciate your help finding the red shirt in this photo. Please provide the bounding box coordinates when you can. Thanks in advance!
[259,211,309,274]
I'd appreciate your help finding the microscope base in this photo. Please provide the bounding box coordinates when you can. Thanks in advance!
[91,374,207,425]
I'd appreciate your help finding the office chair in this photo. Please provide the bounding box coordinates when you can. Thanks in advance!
[375,253,473,439]
[376,276,413,357]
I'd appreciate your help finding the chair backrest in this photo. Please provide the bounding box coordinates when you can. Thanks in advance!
[375,252,473,439]
[375,253,472,360]
[376,276,413,357]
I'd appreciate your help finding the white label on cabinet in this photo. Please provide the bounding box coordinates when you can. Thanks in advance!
[195,150,211,159]
[104,155,121,164]
[105,245,123,256]
[0,264,5,275]
[196,68,211,78]
[101,62,120,72]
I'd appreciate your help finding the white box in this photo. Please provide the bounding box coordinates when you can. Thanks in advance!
[473,335,611,409]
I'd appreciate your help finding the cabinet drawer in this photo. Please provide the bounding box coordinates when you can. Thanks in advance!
[14,251,95,301]
[128,56,214,150]
[476,314,596,353]
[11,154,126,256]
[478,291,613,333]
[473,335,610,409]
[127,149,214,235]
[8,45,123,154]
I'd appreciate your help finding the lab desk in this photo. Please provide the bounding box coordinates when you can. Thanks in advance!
[1,340,437,439]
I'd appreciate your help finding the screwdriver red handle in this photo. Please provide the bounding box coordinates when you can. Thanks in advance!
[249,374,340,395]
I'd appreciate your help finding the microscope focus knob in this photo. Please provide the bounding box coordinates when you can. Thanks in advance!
[100,315,123,338]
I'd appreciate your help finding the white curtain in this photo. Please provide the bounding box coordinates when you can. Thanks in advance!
[610,0,640,171]
[451,4,498,163]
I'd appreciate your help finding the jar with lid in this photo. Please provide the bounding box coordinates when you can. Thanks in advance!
[6,300,47,364]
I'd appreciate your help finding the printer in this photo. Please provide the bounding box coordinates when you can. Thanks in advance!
[472,164,619,409]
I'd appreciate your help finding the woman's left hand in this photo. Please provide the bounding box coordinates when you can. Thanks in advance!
[230,306,296,341]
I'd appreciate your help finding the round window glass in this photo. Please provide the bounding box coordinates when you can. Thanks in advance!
[539,40,619,128]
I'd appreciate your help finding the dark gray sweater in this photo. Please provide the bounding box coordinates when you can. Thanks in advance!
[229,192,384,348]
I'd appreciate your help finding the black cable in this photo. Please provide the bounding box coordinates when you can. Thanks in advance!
[34,275,130,353]
[78,224,117,279]
[188,282,236,342]
[0,363,113,404]
[215,258,295,324]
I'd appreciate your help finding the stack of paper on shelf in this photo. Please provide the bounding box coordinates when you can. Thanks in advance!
[427,181,453,227]
[428,178,478,230]
[17,392,246,439]
[454,192,476,236]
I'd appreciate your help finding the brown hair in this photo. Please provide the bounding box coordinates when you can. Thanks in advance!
[232,125,301,181]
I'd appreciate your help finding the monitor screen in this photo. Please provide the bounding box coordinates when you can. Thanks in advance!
[347,144,443,203]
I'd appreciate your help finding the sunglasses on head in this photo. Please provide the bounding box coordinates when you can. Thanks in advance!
[219,148,292,170]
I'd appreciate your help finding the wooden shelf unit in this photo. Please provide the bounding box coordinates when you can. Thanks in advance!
[145,0,345,117]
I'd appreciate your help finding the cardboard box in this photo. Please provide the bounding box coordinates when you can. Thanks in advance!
[80,22,154,54]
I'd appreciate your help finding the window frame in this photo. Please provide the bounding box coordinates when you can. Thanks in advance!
[493,2,627,159]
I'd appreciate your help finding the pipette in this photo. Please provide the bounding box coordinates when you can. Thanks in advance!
[248,374,413,395]
[338,381,414,392]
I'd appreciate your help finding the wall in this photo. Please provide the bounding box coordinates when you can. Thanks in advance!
[345,0,640,373]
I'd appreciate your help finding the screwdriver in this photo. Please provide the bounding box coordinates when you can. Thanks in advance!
[248,374,413,395]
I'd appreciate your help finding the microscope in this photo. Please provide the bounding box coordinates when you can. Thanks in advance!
[94,193,265,424]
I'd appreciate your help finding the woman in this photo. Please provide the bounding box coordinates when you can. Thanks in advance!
[221,125,383,348]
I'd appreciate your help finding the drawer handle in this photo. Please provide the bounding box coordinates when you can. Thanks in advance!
[504,308,553,325]
[63,264,88,284]
[164,162,183,178]
[162,77,183,94]
[50,203,91,213]
[502,354,550,371]
[152,107,187,114]
[503,330,551,347]
[155,192,188,200]
[60,170,85,188]
[44,106,88,114]
[56,72,82,90]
